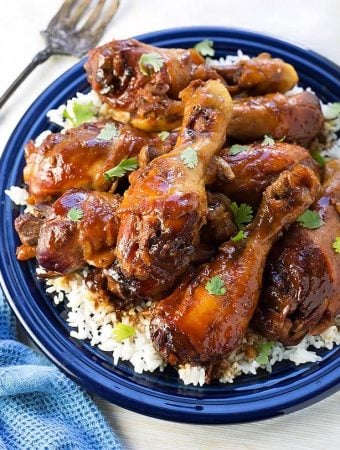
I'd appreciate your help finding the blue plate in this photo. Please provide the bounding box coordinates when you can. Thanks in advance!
[0,27,339,424]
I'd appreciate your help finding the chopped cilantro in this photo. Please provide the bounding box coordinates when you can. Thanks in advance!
[63,101,96,126]
[256,342,274,365]
[194,40,215,57]
[104,157,138,180]
[311,150,327,167]
[230,202,253,230]
[138,52,164,76]
[262,135,275,146]
[205,275,226,296]
[324,102,340,120]
[112,322,135,342]
[296,210,323,229]
[229,144,250,155]
[67,207,83,222]
[332,237,340,253]
[231,230,247,242]
[73,102,95,125]
[158,131,170,141]
[97,123,120,140]
[63,109,73,123]
[180,147,198,169]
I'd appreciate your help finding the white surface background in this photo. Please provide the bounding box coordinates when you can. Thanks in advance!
[0,1,339,449]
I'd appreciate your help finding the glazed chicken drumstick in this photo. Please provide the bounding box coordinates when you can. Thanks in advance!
[85,39,299,132]
[213,141,320,207]
[35,190,121,274]
[254,160,340,345]
[151,165,320,365]
[24,120,175,203]
[135,92,324,166]
[228,91,324,145]
[115,79,233,288]
[85,39,219,131]
[210,52,298,96]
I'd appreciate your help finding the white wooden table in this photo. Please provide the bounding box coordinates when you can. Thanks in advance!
[0,1,339,449]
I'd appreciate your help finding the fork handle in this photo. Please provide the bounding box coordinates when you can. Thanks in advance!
[0,49,52,110]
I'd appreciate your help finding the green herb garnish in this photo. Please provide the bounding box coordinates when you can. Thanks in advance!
[256,342,274,365]
[296,210,323,229]
[324,102,340,119]
[229,144,250,155]
[262,135,275,146]
[63,101,96,126]
[231,202,253,230]
[311,150,327,167]
[67,207,83,222]
[63,109,73,123]
[158,131,170,141]
[97,123,120,140]
[180,147,198,169]
[138,52,164,76]
[231,230,247,242]
[104,157,138,180]
[332,237,340,253]
[194,40,215,57]
[205,275,226,296]
[112,323,136,342]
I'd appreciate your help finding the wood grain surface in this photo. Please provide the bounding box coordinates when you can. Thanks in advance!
[1,1,339,449]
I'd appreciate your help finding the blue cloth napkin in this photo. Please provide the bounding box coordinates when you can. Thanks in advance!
[0,289,122,450]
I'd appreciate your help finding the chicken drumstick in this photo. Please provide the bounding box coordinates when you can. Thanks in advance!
[116,79,233,288]
[151,165,320,365]
[254,160,340,345]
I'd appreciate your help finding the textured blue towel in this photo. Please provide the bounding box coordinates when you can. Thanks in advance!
[0,289,122,450]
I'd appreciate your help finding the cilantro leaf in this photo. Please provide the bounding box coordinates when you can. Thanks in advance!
[332,236,340,253]
[97,123,120,140]
[194,40,215,57]
[158,131,170,141]
[63,108,74,123]
[180,147,198,169]
[205,275,226,296]
[262,135,275,146]
[229,144,250,155]
[230,202,253,230]
[138,52,164,76]
[231,230,247,242]
[324,102,340,120]
[73,101,95,125]
[296,210,323,229]
[67,207,83,222]
[311,150,328,167]
[63,101,96,126]
[112,322,135,342]
[256,342,274,365]
[104,157,138,180]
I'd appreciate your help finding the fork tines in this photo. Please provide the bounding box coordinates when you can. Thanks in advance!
[48,0,120,33]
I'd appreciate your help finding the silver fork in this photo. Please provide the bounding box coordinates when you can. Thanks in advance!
[0,0,120,109]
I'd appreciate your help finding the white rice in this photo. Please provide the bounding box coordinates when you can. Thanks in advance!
[5,185,35,214]
[42,269,166,375]
[4,186,29,205]
[314,103,340,159]
[5,50,340,386]
[38,268,340,386]
[206,49,250,66]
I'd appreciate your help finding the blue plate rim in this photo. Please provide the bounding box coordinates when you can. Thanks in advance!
[0,26,339,424]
